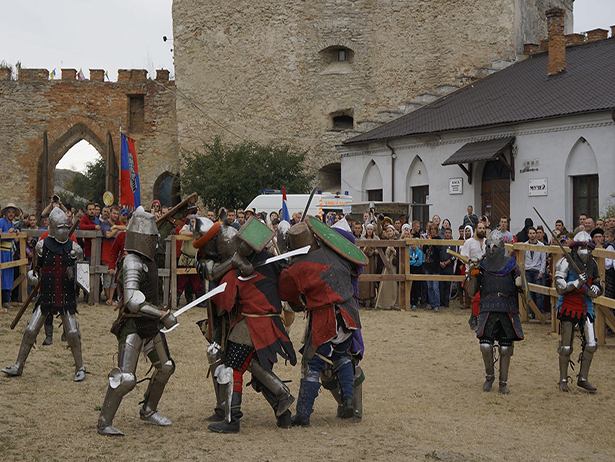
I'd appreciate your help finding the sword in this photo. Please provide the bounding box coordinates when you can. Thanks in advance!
[300,187,319,222]
[237,246,311,281]
[161,282,227,333]
[532,207,586,278]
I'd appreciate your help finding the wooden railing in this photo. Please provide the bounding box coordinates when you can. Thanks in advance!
[17,229,615,346]
[356,238,615,346]
[0,232,29,304]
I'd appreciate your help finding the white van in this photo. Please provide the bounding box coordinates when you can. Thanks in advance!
[246,192,353,219]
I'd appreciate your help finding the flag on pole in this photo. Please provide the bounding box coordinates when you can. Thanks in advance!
[104,70,109,81]
[50,68,56,79]
[77,68,86,81]
[281,187,290,222]
[120,133,141,208]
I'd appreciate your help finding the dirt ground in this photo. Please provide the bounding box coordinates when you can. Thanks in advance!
[1,300,614,462]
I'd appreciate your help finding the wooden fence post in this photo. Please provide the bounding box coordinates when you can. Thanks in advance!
[171,234,178,310]
[517,249,528,321]
[595,257,606,345]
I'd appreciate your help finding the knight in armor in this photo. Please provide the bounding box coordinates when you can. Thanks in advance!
[278,219,363,426]
[97,209,178,436]
[554,231,603,392]
[192,214,296,433]
[468,230,524,394]
[2,208,86,381]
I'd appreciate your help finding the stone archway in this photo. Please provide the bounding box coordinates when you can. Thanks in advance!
[39,123,119,214]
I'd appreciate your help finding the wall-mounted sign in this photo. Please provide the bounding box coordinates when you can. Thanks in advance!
[528,178,547,196]
[449,178,463,195]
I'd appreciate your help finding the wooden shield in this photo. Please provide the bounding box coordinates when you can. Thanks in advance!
[237,216,275,252]
[306,216,368,266]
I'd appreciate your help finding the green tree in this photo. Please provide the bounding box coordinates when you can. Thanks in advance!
[180,137,315,210]
[65,156,107,203]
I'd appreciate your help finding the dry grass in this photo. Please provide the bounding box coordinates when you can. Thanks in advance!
[1,301,614,462]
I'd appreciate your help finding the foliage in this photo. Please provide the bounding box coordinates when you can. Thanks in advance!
[56,189,88,212]
[65,157,107,203]
[180,137,315,210]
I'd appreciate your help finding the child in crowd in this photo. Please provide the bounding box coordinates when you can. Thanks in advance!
[409,242,423,310]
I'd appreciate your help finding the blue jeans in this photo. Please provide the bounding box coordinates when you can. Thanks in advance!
[425,271,440,308]
[525,270,544,312]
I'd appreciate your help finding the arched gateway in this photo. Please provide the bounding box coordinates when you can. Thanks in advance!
[0,67,178,215]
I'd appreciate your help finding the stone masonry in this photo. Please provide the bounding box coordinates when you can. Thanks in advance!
[0,68,177,215]
[172,0,573,189]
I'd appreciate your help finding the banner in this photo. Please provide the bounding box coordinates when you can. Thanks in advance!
[120,133,141,208]
[281,187,290,222]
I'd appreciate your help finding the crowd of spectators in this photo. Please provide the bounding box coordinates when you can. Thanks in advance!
[2,194,614,332]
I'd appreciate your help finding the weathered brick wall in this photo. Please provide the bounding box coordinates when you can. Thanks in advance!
[172,0,572,186]
[0,69,177,215]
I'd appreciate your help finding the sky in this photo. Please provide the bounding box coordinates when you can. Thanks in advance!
[1,0,612,172]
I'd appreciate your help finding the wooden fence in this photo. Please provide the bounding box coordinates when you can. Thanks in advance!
[356,238,615,346]
[0,232,29,304]
[14,230,615,346]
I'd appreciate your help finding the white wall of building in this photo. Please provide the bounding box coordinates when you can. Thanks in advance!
[340,112,615,232]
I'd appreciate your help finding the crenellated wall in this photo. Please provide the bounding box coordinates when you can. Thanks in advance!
[0,68,177,215]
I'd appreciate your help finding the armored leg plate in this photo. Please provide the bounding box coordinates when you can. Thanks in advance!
[139,409,172,426]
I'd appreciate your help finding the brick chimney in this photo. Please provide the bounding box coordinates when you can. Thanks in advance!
[546,7,566,76]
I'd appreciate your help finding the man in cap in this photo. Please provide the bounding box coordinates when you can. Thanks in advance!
[2,207,86,381]
[0,203,20,310]
[554,230,603,392]
[467,230,524,394]
[97,209,178,436]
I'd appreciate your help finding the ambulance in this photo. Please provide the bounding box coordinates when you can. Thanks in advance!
[245,191,353,220]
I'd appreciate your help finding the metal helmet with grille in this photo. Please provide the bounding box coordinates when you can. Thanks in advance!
[125,209,159,261]
[49,207,70,243]
[483,229,507,271]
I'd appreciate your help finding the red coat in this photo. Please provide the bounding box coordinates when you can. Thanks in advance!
[212,250,296,370]
[79,214,97,257]
[279,246,360,350]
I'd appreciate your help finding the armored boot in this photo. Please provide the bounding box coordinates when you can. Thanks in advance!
[577,319,598,392]
[352,365,365,420]
[259,384,292,429]
[63,313,86,382]
[558,320,574,392]
[97,334,141,436]
[207,392,242,434]
[577,349,597,393]
[333,356,355,419]
[140,344,175,426]
[42,323,53,346]
[249,360,294,417]
[205,343,225,422]
[480,341,495,391]
[2,306,46,377]
[291,379,321,427]
[498,344,513,394]
[558,346,572,392]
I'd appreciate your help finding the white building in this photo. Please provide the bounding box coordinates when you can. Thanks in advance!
[339,9,615,232]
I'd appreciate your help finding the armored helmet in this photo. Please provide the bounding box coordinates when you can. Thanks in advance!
[49,207,70,244]
[571,230,594,264]
[484,229,507,271]
[124,208,159,261]
[288,222,318,251]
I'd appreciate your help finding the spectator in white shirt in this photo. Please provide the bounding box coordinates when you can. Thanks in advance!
[525,227,546,312]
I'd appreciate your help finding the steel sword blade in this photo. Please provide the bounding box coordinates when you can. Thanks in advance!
[161,282,228,333]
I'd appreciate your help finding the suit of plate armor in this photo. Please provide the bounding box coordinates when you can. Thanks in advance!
[97,210,178,436]
[2,207,85,381]
[468,230,524,394]
[554,231,602,393]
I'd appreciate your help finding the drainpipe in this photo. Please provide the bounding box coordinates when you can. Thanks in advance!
[386,140,396,201]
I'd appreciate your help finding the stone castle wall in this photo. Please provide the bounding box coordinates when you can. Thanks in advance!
[0,68,177,215]
[172,0,572,188]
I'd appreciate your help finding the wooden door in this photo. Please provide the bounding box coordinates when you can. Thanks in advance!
[412,185,430,227]
[481,160,510,222]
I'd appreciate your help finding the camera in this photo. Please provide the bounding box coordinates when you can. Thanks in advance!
[378,213,385,221]
[52,195,59,203]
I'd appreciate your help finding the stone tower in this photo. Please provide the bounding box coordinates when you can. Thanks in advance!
[172,0,572,191]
